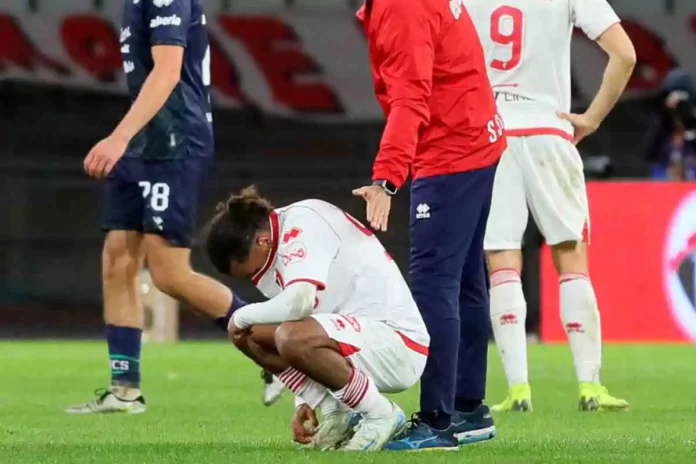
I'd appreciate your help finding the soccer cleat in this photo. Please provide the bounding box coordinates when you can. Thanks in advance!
[579,383,630,412]
[341,402,407,451]
[261,369,286,406]
[384,414,459,451]
[311,411,361,450]
[490,383,533,412]
[452,405,497,445]
[65,388,146,414]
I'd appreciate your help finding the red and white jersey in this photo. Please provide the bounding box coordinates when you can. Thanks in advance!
[251,199,429,348]
[466,0,620,140]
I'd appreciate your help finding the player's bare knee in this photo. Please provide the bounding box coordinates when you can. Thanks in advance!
[551,241,587,275]
[486,249,522,275]
[102,233,141,283]
[275,321,323,362]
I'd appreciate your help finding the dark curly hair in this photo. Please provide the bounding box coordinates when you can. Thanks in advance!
[205,186,274,274]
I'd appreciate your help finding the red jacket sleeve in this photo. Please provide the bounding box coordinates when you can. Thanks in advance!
[371,0,435,189]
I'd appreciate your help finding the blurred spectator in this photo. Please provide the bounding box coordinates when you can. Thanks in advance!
[645,68,696,180]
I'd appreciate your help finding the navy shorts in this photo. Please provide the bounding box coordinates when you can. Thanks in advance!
[101,157,212,247]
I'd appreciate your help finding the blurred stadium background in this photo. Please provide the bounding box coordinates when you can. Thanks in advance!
[2,1,696,463]
[2,0,695,344]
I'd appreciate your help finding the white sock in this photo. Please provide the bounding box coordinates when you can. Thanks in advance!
[489,269,529,388]
[278,367,328,409]
[560,274,602,384]
[331,367,392,419]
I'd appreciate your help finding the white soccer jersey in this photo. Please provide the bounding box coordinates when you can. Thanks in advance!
[251,199,429,347]
[466,0,620,139]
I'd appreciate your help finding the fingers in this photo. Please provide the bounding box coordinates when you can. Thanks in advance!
[309,409,319,429]
[84,151,95,175]
[368,199,390,232]
[557,112,574,122]
[352,187,367,197]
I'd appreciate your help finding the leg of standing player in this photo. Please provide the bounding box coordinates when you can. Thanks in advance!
[66,158,246,414]
[388,165,497,451]
[452,170,497,444]
[484,139,534,412]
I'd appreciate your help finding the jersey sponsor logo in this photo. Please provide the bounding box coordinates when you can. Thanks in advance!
[153,0,174,7]
[282,227,302,244]
[415,203,431,219]
[487,114,505,143]
[279,241,307,266]
[120,44,130,54]
[123,61,135,74]
[150,15,182,29]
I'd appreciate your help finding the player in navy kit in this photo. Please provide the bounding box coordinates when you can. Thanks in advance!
[66,0,247,414]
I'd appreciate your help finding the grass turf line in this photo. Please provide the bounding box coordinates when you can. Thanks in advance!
[0,342,694,463]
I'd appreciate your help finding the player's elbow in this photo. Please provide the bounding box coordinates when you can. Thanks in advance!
[599,25,636,72]
[286,282,317,320]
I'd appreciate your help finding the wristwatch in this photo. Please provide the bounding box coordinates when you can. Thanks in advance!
[372,179,398,196]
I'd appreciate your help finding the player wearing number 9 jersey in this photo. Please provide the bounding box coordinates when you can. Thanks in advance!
[466,0,636,412]
[69,0,250,415]
[205,188,429,451]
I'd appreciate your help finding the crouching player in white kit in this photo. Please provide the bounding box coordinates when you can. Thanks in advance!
[466,0,636,411]
[205,187,430,451]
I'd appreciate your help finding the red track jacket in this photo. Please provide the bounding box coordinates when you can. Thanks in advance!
[358,0,506,189]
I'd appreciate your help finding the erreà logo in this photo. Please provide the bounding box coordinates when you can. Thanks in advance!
[663,190,696,343]
[150,15,182,28]
[416,203,430,219]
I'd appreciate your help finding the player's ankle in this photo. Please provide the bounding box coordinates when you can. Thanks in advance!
[110,385,142,401]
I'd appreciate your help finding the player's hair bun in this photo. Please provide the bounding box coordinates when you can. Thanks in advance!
[220,185,273,224]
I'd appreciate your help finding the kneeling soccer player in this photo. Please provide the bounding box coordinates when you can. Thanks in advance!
[205,187,430,451]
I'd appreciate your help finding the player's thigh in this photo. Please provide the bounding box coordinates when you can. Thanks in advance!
[311,314,426,393]
[140,157,212,248]
[101,157,146,235]
[520,136,589,245]
[484,139,529,251]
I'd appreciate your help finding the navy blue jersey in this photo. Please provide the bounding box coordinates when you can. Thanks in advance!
[120,0,213,160]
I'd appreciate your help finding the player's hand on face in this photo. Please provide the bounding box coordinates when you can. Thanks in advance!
[84,133,129,179]
[291,404,318,444]
[352,185,392,232]
[558,112,600,145]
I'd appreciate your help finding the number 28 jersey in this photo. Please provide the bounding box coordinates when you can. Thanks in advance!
[466,0,620,140]
[251,200,430,348]
[120,0,213,160]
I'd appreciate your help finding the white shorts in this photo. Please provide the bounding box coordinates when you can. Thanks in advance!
[484,135,590,249]
[311,314,428,394]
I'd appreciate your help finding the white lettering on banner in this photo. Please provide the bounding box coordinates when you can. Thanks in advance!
[0,5,694,122]
[150,15,181,28]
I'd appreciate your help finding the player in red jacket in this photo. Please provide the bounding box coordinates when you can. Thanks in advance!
[351,0,505,451]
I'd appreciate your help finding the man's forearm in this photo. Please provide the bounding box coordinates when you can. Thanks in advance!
[372,104,425,188]
[112,69,180,141]
[585,55,635,125]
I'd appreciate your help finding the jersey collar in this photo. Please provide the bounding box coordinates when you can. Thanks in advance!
[252,211,280,285]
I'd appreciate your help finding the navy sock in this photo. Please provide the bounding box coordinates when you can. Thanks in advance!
[106,324,142,388]
[419,411,452,431]
[455,398,482,413]
[215,294,248,331]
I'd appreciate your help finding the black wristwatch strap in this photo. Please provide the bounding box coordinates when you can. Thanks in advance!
[372,179,398,196]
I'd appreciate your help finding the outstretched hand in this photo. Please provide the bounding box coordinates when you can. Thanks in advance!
[352,185,392,232]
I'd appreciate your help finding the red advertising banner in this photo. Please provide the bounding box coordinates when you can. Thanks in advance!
[541,182,696,343]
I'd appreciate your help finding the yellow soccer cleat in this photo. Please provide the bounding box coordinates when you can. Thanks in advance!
[490,383,533,412]
[578,383,630,412]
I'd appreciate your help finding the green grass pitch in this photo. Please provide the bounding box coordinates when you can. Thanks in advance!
[1,342,694,463]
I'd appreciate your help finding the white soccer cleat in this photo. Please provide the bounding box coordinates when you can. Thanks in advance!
[65,388,146,414]
[311,410,361,450]
[261,370,286,406]
[341,402,407,452]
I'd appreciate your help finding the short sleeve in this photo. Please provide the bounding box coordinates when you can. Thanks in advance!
[571,0,620,41]
[275,209,341,290]
[146,0,191,47]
